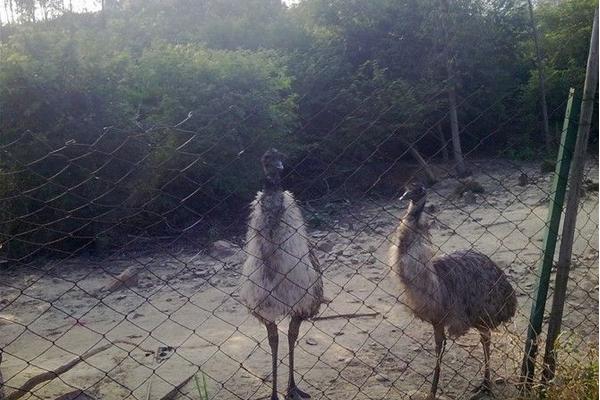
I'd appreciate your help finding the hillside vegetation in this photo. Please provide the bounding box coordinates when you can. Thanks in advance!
[0,0,597,259]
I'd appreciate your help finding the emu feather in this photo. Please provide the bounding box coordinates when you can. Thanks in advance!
[239,149,323,400]
[389,183,516,399]
[240,189,322,323]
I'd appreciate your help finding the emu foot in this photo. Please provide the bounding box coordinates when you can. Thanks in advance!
[285,386,311,400]
[470,380,494,399]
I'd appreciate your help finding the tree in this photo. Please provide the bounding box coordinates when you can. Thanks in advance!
[440,0,468,176]
[527,0,552,153]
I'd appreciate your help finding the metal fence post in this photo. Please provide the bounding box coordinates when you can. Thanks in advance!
[542,7,599,384]
[520,87,578,387]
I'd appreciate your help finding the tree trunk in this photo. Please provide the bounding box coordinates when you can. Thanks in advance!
[527,0,552,153]
[440,0,468,177]
[401,139,437,185]
[8,0,15,23]
[447,84,467,175]
[437,122,449,162]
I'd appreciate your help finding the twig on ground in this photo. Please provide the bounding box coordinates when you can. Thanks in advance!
[1,351,6,400]
[158,374,195,400]
[5,340,152,400]
[311,312,380,321]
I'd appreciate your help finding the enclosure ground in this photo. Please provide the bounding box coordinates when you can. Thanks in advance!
[1,159,598,400]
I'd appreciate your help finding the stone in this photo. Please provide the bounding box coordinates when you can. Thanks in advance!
[518,173,529,186]
[316,239,335,253]
[209,240,239,259]
[104,266,140,293]
[464,191,476,205]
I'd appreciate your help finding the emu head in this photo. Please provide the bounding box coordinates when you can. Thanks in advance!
[261,148,285,183]
[399,183,427,203]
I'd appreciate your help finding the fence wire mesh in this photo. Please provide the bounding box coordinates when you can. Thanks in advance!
[0,86,598,400]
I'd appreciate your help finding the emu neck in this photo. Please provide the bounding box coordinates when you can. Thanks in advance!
[263,173,282,193]
[261,174,285,239]
[393,197,443,319]
[405,198,426,222]
[395,197,435,281]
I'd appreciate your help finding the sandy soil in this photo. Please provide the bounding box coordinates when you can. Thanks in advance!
[1,159,598,400]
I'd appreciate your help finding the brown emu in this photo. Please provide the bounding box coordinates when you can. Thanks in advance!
[240,149,323,400]
[388,184,517,399]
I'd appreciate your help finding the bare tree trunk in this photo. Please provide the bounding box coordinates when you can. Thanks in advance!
[8,0,15,23]
[401,139,437,185]
[527,0,552,153]
[437,122,449,162]
[440,0,468,177]
[447,84,467,175]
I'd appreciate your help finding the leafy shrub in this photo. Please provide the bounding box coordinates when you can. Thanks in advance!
[0,40,296,260]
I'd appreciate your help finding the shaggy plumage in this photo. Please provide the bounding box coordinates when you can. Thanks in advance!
[389,183,516,399]
[241,189,323,322]
[240,149,323,400]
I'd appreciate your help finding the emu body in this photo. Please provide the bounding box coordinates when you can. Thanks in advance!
[389,185,516,399]
[241,189,323,322]
[240,149,323,400]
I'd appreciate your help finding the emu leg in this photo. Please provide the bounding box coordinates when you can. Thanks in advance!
[286,317,311,399]
[266,322,280,400]
[472,328,493,397]
[428,324,446,400]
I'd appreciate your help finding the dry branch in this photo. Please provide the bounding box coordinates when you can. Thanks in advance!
[1,351,6,400]
[311,312,380,321]
[157,374,195,400]
[5,340,152,400]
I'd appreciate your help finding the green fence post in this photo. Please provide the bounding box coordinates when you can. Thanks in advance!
[520,87,578,387]
[542,8,599,384]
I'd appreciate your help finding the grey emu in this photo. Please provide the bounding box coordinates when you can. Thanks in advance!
[388,184,517,399]
[240,149,323,400]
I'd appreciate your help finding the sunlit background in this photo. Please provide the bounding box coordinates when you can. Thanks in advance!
[0,0,300,23]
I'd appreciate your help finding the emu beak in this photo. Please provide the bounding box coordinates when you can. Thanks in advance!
[275,160,284,170]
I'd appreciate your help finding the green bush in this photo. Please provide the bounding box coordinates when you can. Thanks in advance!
[0,39,296,260]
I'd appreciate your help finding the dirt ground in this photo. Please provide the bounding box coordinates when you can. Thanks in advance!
[1,159,598,400]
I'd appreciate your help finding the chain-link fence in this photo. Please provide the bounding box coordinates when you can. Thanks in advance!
[0,81,598,400]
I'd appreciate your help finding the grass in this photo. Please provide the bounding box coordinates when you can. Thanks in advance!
[521,336,599,400]
[542,345,598,400]
[194,372,210,400]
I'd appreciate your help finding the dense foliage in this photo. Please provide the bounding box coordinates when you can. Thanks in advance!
[0,0,597,259]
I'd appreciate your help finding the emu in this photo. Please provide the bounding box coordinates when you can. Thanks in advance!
[388,184,517,399]
[240,149,323,400]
